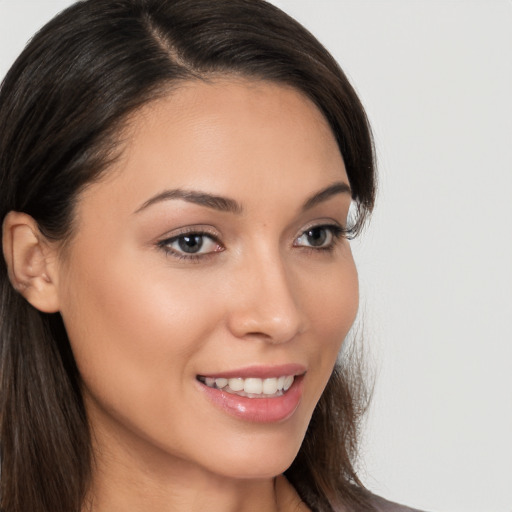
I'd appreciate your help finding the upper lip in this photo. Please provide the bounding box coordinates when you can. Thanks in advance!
[197,363,306,380]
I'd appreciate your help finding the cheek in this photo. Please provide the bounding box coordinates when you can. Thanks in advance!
[294,251,359,406]
[58,249,218,419]
[306,253,359,347]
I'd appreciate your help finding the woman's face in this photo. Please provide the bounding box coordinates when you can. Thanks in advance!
[55,79,359,480]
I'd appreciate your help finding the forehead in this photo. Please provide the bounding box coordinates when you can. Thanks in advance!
[78,79,347,216]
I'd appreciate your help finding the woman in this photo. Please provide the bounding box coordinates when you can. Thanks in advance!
[0,1,421,511]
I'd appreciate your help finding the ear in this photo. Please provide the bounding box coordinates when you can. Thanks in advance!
[2,211,60,313]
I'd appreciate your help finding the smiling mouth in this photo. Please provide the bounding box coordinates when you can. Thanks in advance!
[197,375,295,398]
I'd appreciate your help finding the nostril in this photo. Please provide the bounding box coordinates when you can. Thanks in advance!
[225,258,304,342]
[227,310,303,344]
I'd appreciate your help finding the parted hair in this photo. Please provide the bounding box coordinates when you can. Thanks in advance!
[0,1,376,511]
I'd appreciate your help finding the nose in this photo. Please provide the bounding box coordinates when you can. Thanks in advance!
[226,250,305,344]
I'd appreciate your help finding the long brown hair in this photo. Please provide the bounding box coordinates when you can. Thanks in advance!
[0,1,376,510]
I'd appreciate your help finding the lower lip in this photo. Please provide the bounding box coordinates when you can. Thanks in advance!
[198,376,304,423]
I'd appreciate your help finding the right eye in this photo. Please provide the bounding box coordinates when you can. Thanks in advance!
[158,232,224,260]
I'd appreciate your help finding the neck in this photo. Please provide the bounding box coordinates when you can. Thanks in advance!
[87,469,280,512]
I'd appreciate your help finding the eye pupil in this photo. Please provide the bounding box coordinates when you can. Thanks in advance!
[178,235,203,253]
[306,227,327,247]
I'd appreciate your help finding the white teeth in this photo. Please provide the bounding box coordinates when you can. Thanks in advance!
[244,378,263,394]
[201,375,296,397]
[228,378,244,392]
[262,377,278,395]
[283,375,294,391]
[215,378,228,389]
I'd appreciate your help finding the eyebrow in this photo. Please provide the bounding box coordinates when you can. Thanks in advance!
[134,181,351,215]
[301,181,352,211]
[135,189,243,214]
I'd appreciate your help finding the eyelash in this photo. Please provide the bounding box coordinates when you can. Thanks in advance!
[294,224,346,253]
[157,228,223,263]
[157,224,346,262]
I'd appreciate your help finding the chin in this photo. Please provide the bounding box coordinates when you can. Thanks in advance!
[197,426,307,481]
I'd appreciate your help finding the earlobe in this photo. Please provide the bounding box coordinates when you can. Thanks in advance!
[2,211,60,313]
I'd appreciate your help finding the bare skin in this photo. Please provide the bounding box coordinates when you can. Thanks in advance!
[84,412,310,511]
[4,79,356,511]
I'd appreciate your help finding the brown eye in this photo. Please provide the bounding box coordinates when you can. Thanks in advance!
[178,235,204,253]
[160,232,223,259]
[304,227,329,247]
[294,225,343,249]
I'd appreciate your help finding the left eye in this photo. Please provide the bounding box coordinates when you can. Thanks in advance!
[161,233,221,255]
[294,225,341,249]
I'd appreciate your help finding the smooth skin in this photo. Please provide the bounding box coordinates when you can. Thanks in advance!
[3,79,358,512]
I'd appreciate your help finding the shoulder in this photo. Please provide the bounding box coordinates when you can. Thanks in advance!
[366,493,427,512]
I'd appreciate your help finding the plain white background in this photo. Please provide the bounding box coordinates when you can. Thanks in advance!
[1,2,511,511]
